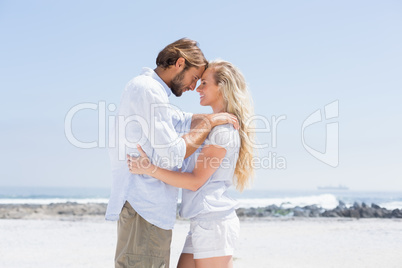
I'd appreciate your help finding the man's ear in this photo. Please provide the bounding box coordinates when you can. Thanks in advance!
[175,57,185,70]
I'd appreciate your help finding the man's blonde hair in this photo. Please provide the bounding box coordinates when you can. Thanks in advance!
[156,38,208,70]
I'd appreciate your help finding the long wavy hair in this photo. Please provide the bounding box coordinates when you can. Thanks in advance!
[209,60,255,191]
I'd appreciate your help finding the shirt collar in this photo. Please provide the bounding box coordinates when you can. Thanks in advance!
[140,67,172,97]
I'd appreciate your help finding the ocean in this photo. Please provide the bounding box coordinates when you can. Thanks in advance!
[1,187,401,210]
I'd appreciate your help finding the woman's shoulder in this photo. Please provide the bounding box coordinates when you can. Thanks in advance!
[206,124,240,151]
[209,123,238,138]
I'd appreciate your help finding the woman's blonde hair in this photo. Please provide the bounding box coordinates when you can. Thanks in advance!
[208,60,255,191]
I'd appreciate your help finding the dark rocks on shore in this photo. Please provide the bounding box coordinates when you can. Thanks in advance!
[0,203,107,220]
[235,202,402,219]
[0,201,401,220]
[236,205,294,218]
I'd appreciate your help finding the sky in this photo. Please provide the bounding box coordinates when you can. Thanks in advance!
[0,0,401,191]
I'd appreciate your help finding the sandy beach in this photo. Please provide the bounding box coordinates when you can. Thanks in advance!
[1,217,401,268]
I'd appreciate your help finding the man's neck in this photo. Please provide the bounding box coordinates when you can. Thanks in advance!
[154,67,172,88]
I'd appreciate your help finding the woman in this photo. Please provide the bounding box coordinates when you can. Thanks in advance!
[128,60,255,268]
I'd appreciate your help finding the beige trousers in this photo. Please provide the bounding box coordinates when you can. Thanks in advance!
[115,201,172,268]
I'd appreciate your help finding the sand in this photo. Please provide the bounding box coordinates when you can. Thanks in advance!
[0,218,401,268]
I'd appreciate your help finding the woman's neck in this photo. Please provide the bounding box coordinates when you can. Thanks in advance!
[211,102,225,114]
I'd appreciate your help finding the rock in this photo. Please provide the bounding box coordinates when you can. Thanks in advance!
[302,205,321,217]
[264,204,279,212]
[262,210,273,217]
[304,205,319,210]
[235,208,245,217]
[321,210,340,217]
[353,202,362,209]
[309,209,321,217]
[337,200,346,209]
[273,208,292,217]
[293,207,308,217]
[360,207,375,218]
[350,209,360,219]
[391,209,402,218]
[293,210,306,217]
[246,208,257,217]
[339,209,350,217]
[381,208,392,218]
[371,203,381,209]
[0,203,108,220]
[374,208,384,218]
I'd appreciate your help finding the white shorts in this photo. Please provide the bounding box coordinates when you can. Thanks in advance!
[182,215,240,259]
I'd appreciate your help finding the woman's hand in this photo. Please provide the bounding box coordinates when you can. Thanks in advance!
[127,145,154,175]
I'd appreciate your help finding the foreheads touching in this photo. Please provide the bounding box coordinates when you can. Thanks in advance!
[156,38,208,96]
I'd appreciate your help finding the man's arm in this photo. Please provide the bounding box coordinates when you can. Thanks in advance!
[126,87,188,168]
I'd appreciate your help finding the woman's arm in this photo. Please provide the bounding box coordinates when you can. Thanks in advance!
[128,144,226,192]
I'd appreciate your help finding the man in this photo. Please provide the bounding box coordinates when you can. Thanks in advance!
[106,38,238,268]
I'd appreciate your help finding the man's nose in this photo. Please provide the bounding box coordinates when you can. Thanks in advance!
[189,82,196,91]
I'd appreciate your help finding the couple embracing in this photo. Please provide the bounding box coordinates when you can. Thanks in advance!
[106,38,255,268]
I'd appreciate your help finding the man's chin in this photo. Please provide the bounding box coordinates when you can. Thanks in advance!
[171,88,184,97]
[172,90,183,97]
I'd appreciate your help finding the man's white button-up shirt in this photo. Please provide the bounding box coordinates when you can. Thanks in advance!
[105,67,193,230]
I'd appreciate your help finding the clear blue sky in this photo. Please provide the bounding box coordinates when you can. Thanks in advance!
[1,0,401,191]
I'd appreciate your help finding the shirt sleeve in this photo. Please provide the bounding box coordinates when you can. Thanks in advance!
[171,110,193,136]
[204,125,240,155]
[128,85,187,169]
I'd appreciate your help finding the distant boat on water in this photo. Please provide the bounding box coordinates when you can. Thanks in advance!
[317,185,349,190]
